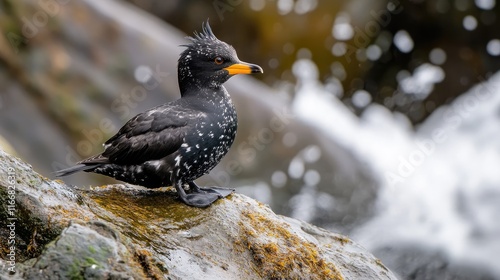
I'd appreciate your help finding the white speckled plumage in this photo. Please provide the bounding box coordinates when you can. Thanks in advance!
[56,21,262,207]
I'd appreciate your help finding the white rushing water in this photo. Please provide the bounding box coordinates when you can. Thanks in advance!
[292,59,500,276]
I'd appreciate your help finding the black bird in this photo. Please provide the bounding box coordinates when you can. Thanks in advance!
[56,22,263,207]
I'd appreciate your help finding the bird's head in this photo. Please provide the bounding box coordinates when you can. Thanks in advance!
[178,21,263,94]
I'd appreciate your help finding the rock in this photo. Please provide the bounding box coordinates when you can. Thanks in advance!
[22,222,143,280]
[0,148,395,279]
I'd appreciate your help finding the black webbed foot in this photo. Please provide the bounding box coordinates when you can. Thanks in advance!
[196,186,235,197]
[181,192,222,208]
[188,182,234,198]
[174,182,234,208]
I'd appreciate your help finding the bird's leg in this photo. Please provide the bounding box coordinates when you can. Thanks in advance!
[188,182,234,198]
[173,181,222,208]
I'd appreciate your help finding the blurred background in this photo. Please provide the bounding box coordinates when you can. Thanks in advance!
[1,0,500,279]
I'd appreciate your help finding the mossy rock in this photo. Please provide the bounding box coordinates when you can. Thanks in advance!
[0,148,396,279]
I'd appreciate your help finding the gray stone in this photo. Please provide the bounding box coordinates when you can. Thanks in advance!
[0,148,396,279]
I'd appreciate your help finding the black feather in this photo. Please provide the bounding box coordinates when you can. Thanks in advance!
[54,164,99,177]
[183,20,218,46]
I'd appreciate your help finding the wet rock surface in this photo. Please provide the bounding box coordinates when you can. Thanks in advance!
[0,149,396,279]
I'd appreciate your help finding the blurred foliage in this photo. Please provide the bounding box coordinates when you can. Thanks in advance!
[127,0,500,123]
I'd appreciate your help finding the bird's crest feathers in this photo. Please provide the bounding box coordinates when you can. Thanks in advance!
[184,21,218,45]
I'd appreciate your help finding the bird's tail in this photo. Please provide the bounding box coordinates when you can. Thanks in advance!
[54,164,100,177]
[55,154,109,177]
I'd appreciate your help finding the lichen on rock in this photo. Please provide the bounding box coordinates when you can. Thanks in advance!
[237,210,343,279]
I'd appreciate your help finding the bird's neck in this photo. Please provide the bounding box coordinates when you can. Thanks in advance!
[179,80,224,97]
[180,87,236,121]
[179,81,231,106]
[178,68,228,98]
[178,70,219,92]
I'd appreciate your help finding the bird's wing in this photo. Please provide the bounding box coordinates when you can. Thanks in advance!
[89,106,202,165]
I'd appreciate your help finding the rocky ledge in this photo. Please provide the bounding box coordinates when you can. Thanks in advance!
[0,148,396,279]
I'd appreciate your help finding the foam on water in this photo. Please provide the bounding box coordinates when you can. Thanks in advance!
[292,58,500,276]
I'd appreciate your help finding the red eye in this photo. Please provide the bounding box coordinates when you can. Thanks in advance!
[214,56,224,65]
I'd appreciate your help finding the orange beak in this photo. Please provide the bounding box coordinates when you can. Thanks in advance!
[224,61,263,75]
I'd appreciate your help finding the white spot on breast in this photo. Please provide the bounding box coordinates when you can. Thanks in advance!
[175,155,182,167]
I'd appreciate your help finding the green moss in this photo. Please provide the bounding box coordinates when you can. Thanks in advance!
[84,257,99,267]
[68,260,84,280]
[92,188,204,227]
[88,187,206,247]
